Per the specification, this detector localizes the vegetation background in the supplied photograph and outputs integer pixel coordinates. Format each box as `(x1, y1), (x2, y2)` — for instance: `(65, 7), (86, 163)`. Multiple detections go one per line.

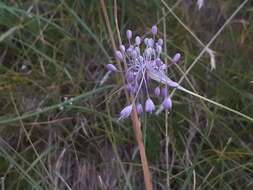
(0, 0), (252, 189)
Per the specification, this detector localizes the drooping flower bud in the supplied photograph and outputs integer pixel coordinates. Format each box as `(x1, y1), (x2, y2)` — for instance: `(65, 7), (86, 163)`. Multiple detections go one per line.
(115, 50), (123, 61)
(135, 46), (140, 54)
(106, 64), (117, 72)
(120, 45), (125, 52)
(154, 86), (161, 96)
(145, 47), (152, 57)
(136, 103), (143, 114)
(126, 83), (133, 92)
(197, 0), (204, 10)
(144, 38), (148, 45)
(161, 87), (168, 98)
(135, 36), (141, 46)
(162, 96), (172, 109)
(119, 104), (133, 120)
(151, 25), (158, 35)
(147, 38), (154, 47)
(156, 45), (162, 54)
(145, 98), (155, 113)
(126, 83), (137, 94)
(126, 71), (134, 82)
(158, 38), (163, 46)
(172, 53), (181, 64)
(131, 50), (138, 58)
(126, 30), (132, 40)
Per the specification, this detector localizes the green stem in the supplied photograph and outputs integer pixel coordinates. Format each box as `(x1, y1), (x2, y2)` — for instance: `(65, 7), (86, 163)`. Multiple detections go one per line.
(178, 86), (253, 123)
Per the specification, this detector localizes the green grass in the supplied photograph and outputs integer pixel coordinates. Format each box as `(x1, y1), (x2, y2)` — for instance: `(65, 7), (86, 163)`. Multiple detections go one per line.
(0, 0), (253, 189)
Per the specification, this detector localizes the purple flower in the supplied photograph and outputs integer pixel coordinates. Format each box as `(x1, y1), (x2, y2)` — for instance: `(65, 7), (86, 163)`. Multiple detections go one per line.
(119, 104), (133, 120)
(126, 83), (137, 93)
(136, 103), (143, 114)
(147, 38), (154, 47)
(135, 36), (141, 46)
(111, 26), (181, 119)
(120, 45), (125, 52)
(161, 87), (168, 98)
(151, 25), (158, 35)
(158, 39), (163, 46)
(106, 64), (117, 72)
(145, 98), (155, 113)
(154, 86), (160, 96)
(115, 50), (123, 61)
(162, 96), (172, 109)
(197, 0), (204, 10)
(144, 38), (148, 45)
(126, 30), (132, 40)
(126, 71), (134, 82)
(172, 53), (181, 64)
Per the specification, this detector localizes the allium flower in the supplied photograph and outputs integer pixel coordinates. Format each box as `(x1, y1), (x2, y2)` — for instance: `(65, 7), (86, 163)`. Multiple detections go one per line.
(161, 87), (168, 98)
(115, 50), (123, 61)
(119, 104), (133, 120)
(126, 30), (132, 40)
(108, 25), (182, 119)
(154, 86), (161, 96)
(145, 98), (155, 113)
(151, 25), (158, 35)
(136, 103), (143, 114)
(162, 96), (172, 109)
(197, 0), (204, 10)
(106, 64), (118, 72)
(172, 53), (181, 64)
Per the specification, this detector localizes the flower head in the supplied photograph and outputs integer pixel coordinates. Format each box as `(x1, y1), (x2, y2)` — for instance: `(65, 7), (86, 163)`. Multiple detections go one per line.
(109, 25), (181, 119)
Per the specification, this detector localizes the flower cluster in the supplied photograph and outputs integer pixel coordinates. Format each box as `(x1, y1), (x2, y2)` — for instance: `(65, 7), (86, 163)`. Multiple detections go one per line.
(106, 26), (181, 119)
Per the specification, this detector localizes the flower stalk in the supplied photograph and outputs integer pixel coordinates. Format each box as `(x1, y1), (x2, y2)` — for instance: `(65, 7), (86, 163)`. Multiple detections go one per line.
(100, 1), (153, 189)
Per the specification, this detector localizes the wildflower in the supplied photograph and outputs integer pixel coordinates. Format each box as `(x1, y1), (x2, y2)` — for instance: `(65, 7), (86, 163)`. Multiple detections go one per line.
(154, 86), (161, 96)
(158, 39), (163, 46)
(135, 36), (141, 45)
(162, 96), (172, 109)
(151, 25), (158, 35)
(126, 30), (132, 40)
(106, 64), (117, 72)
(119, 104), (133, 120)
(161, 87), (168, 98)
(110, 26), (181, 119)
(136, 103), (143, 114)
(120, 45), (125, 52)
(115, 50), (123, 61)
(197, 0), (204, 10)
(145, 98), (155, 113)
(172, 53), (181, 64)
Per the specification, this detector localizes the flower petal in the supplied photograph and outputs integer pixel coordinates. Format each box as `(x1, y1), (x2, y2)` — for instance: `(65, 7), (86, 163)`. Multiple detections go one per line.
(146, 64), (179, 87)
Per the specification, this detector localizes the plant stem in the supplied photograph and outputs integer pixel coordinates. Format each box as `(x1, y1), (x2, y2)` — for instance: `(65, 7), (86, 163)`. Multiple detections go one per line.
(131, 103), (153, 190)
(100, 1), (153, 189)
(178, 86), (253, 122)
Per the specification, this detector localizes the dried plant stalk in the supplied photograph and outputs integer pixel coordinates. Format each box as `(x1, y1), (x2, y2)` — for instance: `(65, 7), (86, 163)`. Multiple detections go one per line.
(100, 0), (153, 189)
